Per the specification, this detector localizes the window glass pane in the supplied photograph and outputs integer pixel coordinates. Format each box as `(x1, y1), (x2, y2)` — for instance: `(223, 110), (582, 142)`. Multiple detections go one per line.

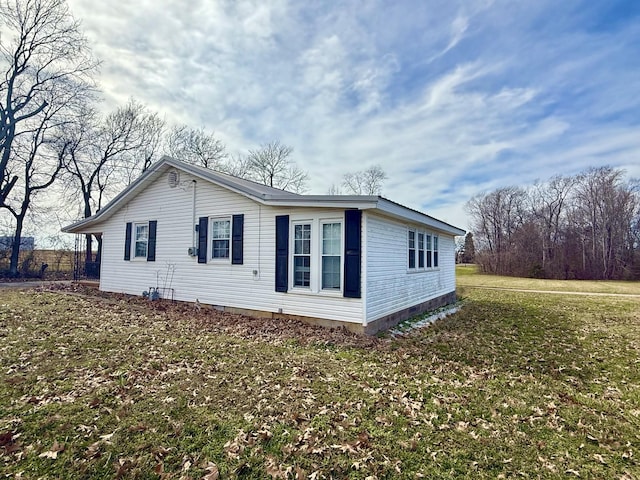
(434, 236), (438, 250)
(322, 223), (341, 255)
(426, 234), (432, 250)
(135, 241), (147, 257)
(212, 239), (230, 258)
(294, 256), (310, 287)
(136, 225), (148, 241)
(294, 224), (311, 255)
(322, 256), (340, 289)
(134, 224), (148, 257)
(408, 230), (415, 248)
(418, 233), (424, 250)
(212, 220), (230, 239)
(409, 250), (416, 269)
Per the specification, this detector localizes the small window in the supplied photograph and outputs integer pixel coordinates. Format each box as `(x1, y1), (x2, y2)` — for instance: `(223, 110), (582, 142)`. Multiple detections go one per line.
(293, 223), (311, 287)
(322, 222), (341, 290)
(426, 234), (432, 268)
(433, 235), (439, 267)
(418, 233), (425, 269)
(408, 230), (416, 269)
(134, 223), (148, 258)
(211, 218), (230, 259)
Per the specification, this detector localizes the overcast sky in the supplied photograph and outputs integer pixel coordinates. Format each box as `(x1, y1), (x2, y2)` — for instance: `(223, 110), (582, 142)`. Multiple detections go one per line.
(67, 0), (640, 230)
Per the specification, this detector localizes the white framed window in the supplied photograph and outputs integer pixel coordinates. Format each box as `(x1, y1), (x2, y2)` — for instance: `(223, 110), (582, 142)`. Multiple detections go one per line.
(433, 235), (439, 267)
(289, 218), (343, 293)
(211, 218), (231, 260)
(426, 234), (432, 268)
(321, 222), (341, 290)
(418, 232), (425, 269)
(408, 230), (416, 269)
(134, 223), (149, 258)
(293, 223), (311, 287)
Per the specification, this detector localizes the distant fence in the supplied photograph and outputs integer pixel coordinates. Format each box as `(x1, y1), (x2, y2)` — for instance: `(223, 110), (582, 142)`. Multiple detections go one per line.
(0, 249), (76, 278)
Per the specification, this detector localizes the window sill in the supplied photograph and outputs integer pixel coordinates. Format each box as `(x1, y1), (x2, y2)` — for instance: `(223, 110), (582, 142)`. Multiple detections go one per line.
(407, 267), (441, 274)
(288, 287), (344, 297)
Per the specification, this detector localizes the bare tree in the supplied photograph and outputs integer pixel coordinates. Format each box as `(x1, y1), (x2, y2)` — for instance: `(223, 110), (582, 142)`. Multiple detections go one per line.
(245, 141), (308, 193)
(342, 165), (387, 195)
(327, 183), (342, 195)
(223, 153), (251, 178)
(138, 111), (165, 172)
(63, 99), (160, 266)
(0, 0), (96, 207)
(529, 175), (575, 277)
(3, 102), (73, 275)
(166, 125), (226, 170)
(467, 167), (640, 280)
(572, 167), (639, 279)
(466, 186), (526, 274)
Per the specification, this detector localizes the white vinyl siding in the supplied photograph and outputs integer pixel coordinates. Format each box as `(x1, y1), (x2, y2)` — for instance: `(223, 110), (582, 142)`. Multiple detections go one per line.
(365, 212), (456, 323)
(97, 172), (363, 324)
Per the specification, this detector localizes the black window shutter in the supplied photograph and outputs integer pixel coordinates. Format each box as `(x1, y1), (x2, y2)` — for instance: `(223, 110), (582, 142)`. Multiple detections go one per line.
(343, 209), (362, 298)
(124, 222), (132, 261)
(275, 215), (289, 292)
(147, 220), (157, 262)
(198, 216), (208, 264)
(232, 214), (244, 265)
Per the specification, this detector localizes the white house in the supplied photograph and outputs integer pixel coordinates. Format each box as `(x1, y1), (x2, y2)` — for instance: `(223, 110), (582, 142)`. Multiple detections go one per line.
(63, 157), (465, 334)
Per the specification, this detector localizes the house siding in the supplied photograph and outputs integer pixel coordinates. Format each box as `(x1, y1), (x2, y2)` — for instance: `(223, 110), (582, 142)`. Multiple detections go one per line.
(364, 212), (456, 324)
(99, 171), (363, 324)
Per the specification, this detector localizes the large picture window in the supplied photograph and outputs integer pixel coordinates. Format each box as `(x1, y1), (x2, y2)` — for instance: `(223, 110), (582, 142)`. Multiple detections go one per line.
(211, 218), (231, 259)
(134, 223), (148, 258)
(293, 223), (311, 287)
(322, 222), (341, 290)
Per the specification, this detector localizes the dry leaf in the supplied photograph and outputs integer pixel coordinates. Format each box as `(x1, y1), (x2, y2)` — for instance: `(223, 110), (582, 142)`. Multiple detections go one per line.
(202, 462), (219, 480)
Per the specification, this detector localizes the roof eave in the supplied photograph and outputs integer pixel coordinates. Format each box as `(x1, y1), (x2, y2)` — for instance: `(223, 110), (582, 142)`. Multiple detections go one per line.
(376, 198), (466, 236)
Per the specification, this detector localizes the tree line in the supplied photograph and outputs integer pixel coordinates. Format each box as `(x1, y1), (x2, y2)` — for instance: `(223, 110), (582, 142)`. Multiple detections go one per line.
(0, 0), (387, 277)
(465, 166), (640, 280)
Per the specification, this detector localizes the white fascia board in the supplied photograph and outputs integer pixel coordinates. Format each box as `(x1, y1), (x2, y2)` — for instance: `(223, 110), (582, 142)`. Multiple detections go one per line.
(376, 198), (466, 236)
(262, 196), (379, 210)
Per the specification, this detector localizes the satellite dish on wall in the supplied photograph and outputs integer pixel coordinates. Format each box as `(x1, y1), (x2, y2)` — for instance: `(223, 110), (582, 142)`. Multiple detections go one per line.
(168, 169), (180, 188)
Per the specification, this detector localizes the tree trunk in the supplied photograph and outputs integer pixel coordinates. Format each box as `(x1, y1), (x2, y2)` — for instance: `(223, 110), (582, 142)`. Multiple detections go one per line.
(8, 215), (25, 277)
(84, 233), (93, 264)
(95, 234), (102, 264)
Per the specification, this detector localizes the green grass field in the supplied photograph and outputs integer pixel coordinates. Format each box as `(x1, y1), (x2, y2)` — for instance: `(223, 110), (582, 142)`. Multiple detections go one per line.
(0, 273), (638, 478)
(457, 264), (640, 295)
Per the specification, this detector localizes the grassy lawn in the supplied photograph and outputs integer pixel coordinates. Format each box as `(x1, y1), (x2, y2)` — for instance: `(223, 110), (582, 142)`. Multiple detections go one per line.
(0, 279), (639, 478)
(457, 264), (640, 295)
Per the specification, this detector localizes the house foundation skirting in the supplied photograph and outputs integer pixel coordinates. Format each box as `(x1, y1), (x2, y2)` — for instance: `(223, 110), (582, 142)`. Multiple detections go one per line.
(224, 290), (458, 335)
(363, 291), (458, 335)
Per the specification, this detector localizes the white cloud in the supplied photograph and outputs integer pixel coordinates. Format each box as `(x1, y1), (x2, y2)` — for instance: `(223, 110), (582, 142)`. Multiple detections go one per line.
(60, 0), (640, 233)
